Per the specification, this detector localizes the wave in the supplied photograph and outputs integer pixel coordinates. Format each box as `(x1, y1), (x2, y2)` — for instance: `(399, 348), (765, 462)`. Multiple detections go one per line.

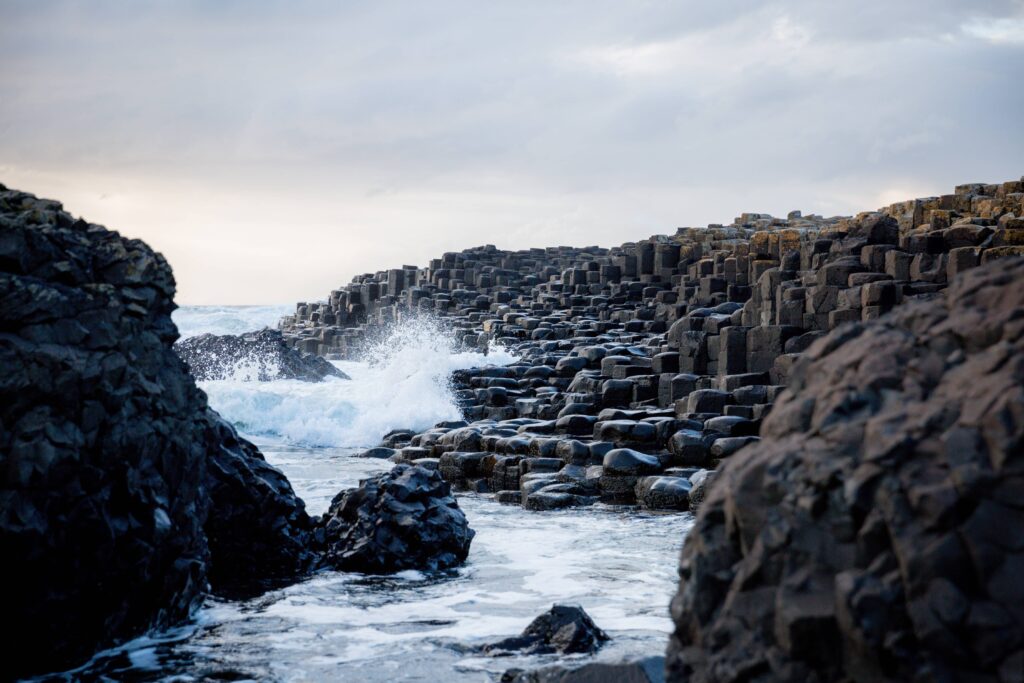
(199, 316), (517, 448)
(173, 304), (293, 339)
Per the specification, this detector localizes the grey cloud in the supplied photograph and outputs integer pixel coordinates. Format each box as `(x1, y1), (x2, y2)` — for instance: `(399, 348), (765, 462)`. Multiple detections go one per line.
(0, 0), (1021, 303)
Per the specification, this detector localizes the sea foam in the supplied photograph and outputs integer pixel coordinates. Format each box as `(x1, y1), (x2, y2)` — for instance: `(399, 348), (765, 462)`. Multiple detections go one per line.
(198, 316), (517, 448)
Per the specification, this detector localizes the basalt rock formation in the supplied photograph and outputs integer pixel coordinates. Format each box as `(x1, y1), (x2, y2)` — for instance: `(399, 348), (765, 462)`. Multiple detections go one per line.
(316, 464), (475, 574)
(1, 187), (212, 678)
(280, 178), (1024, 520)
(0, 187), (313, 677)
(278, 177), (1024, 679)
(175, 328), (349, 382)
(666, 256), (1024, 682)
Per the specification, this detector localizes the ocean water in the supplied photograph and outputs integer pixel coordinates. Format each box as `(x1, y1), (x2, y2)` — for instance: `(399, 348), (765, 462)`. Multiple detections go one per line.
(47, 306), (691, 682)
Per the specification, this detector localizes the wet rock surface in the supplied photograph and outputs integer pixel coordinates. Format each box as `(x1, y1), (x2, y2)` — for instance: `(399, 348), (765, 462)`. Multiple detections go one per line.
(5, 174), (1024, 678)
(202, 412), (316, 597)
(0, 188), (396, 677)
(0, 188), (213, 677)
(666, 256), (1024, 682)
(278, 176), (1024, 523)
(175, 328), (349, 381)
(484, 605), (609, 656)
(316, 464), (475, 574)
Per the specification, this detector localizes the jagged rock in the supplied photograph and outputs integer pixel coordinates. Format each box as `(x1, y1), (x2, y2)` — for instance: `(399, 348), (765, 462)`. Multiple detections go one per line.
(175, 329), (349, 381)
(484, 604), (609, 655)
(1, 189), (211, 678)
(0, 188), (313, 678)
(316, 464), (475, 573)
(202, 412), (315, 597)
(667, 257), (1024, 683)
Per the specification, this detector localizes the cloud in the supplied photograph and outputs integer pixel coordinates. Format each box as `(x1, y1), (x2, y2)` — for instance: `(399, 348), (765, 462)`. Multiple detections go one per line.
(963, 15), (1024, 43)
(0, 0), (1021, 303)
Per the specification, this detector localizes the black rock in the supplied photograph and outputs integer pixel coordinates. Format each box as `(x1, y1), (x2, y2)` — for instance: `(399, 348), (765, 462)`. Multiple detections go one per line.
(485, 604), (609, 655)
(667, 257), (1024, 682)
(316, 464), (475, 573)
(0, 188), (319, 677)
(202, 412), (316, 597)
(175, 329), (349, 381)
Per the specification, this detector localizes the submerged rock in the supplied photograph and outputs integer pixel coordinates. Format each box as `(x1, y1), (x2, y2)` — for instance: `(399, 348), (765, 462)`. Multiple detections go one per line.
(485, 604), (609, 655)
(316, 464), (475, 573)
(175, 329), (349, 381)
(502, 657), (665, 683)
(667, 257), (1024, 682)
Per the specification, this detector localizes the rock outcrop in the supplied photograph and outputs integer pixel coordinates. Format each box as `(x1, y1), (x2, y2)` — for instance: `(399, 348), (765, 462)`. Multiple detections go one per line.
(1, 187), (212, 677)
(175, 328), (348, 381)
(316, 464), (475, 573)
(0, 187), (316, 677)
(279, 177), (1024, 519)
(202, 413), (316, 597)
(484, 604), (609, 655)
(666, 257), (1024, 682)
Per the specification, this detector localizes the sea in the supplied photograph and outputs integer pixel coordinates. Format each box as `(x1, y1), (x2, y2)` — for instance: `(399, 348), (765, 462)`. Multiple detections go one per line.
(43, 305), (691, 682)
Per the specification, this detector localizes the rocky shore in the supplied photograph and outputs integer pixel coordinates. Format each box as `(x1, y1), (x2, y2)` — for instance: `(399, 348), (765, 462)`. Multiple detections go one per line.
(279, 177), (1024, 516)
(1, 175), (1021, 681)
(0, 186), (473, 679)
(278, 177), (1024, 680)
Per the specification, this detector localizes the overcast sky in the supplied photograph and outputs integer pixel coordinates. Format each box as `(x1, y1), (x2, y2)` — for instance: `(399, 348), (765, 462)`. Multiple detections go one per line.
(2, 1), (1022, 304)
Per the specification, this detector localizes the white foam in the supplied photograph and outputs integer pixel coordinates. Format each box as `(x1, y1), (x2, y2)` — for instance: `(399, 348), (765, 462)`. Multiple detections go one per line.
(173, 304), (292, 339)
(199, 316), (517, 448)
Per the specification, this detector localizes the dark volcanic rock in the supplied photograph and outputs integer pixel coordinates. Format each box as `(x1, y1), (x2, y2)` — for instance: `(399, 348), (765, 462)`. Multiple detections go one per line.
(1, 188), (209, 677)
(202, 413), (315, 597)
(316, 464), (475, 573)
(175, 329), (349, 381)
(485, 604), (609, 656)
(0, 188), (314, 677)
(667, 257), (1024, 683)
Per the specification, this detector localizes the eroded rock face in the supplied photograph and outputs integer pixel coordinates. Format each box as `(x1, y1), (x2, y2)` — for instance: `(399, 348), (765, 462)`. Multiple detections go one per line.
(0, 189), (210, 677)
(175, 329), (349, 381)
(667, 257), (1024, 683)
(316, 464), (475, 574)
(0, 188), (316, 677)
(202, 413), (316, 597)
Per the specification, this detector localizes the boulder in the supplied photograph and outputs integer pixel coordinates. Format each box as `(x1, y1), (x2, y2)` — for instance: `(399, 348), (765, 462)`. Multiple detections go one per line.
(667, 257), (1024, 682)
(635, 476), (691, 511)
(484, 604), (609, 655)
(602, 448), (662, 476)
(175, 329), (349, 381)
(686, 470), (715, 512)
(316, 464), (475, 573)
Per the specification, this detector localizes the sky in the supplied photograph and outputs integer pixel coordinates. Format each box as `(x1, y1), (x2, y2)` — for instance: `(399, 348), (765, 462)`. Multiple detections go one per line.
(1, 1), (1022, 305)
